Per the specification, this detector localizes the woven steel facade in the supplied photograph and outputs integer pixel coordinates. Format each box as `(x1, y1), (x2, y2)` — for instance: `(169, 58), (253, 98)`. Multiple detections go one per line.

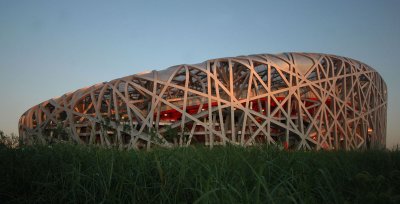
(19, 53), (387, 150)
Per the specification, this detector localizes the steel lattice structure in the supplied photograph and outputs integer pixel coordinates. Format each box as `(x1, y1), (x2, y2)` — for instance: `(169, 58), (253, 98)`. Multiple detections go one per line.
(19, 53), (387, 150)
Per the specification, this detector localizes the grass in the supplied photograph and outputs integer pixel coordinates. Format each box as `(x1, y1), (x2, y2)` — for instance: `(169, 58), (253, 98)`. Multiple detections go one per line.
(0, 144), (400, 203)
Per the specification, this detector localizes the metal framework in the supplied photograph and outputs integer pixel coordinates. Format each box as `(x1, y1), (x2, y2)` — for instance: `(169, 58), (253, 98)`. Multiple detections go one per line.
(19, 53), (387, 150)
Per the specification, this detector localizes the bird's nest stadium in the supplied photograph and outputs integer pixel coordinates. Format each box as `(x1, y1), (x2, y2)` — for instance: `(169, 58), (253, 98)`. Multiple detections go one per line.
(19, 53), (387, 150)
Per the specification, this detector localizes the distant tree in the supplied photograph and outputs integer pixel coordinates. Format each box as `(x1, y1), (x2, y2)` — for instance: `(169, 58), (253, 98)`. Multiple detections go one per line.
(0, 130), (19, 148)
(164, 126), (179, 146)
(53, 122), (68, 141)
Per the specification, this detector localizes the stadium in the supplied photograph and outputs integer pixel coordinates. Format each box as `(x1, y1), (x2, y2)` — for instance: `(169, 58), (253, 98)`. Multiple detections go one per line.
(18, 53), (387, 150)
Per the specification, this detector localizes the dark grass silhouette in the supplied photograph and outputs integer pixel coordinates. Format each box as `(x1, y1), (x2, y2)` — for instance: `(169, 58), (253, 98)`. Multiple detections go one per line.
(0, 143), (400, 203)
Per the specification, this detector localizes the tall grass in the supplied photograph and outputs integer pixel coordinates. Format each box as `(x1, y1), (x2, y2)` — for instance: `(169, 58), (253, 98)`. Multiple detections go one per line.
(0, 144), (399, 203)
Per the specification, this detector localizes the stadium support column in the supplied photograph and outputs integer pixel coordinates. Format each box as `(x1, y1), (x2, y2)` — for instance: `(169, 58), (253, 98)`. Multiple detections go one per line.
(180, 66), (189, 146)
(213, 62), (227, 145)
(229, 59), (236, 143)
(207, 62), (214, 148)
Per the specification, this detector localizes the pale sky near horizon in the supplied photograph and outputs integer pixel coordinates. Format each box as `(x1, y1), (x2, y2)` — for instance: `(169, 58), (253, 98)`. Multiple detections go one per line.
(1, 0), (399, 148)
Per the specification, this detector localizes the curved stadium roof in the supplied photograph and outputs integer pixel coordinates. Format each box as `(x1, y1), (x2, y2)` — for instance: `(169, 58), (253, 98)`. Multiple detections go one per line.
(19, 53), (387, 150)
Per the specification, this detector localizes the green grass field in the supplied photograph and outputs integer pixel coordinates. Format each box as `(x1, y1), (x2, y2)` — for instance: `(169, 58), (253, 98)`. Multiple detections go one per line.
(0, 144), (400, 203)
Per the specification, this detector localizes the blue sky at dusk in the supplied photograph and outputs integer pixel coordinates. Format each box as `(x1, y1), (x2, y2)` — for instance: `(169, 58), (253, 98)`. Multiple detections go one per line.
(0, 0), (399, 148)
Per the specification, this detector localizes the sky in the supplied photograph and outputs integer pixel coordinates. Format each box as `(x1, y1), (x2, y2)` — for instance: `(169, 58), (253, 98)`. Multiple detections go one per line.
(0, 0), (399, 148)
